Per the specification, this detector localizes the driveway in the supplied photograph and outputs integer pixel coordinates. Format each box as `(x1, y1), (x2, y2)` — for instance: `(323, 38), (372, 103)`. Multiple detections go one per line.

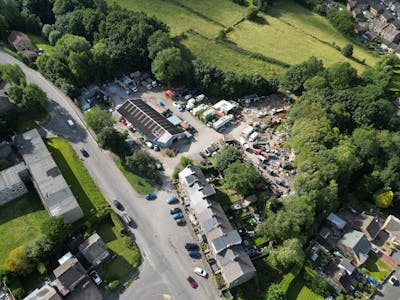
(0, 51), (219, 300)
(372, 265), (400, 300)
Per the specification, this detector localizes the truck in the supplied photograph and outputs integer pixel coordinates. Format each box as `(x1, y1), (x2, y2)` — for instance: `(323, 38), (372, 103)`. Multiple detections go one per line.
(242, 126), (254, 138)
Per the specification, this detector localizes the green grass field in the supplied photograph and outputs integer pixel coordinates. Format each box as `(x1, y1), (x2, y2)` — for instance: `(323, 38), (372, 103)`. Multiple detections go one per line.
(110, 0), (380, 77)
(0, 190), (50, 267)
(114, 158), (154, 195)
(97, 217), (140, 281)
(46, 138), (108, 216)
(363, 254), (392, 283)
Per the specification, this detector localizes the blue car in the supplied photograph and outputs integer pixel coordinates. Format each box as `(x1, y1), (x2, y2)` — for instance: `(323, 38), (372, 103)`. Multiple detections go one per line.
(188, 250), (201, 258)
(167, 196), (178, 204)
(172, 212), (183, 220)
(144, 192), (156, 200)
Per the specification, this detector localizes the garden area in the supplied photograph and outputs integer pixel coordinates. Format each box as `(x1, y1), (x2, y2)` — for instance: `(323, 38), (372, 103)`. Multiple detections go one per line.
(0, 190), (50, 267)
(96, 213), (141, 283)
(362, 254), (393, 283)
(45, 137), (108, 216)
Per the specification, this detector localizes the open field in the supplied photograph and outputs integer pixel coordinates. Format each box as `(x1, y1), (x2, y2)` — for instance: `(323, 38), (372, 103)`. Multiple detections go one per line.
(228, 1), (379, 73)
(46, 137), (108, 216)
(0, 190), (50, 267)
(110, 0), (380, 77)
(363, 254), (392, 283)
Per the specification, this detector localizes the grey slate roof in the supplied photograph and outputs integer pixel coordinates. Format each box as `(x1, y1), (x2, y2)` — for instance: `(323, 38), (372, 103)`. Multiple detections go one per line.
(52, 257), (87, 296)
(78, 233), (110, 266)
(339, 230), (371, 265)
(211, 230), (242, 254)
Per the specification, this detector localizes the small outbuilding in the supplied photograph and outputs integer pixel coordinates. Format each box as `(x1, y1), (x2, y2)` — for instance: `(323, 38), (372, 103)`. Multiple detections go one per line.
(78, 233), (110, 267)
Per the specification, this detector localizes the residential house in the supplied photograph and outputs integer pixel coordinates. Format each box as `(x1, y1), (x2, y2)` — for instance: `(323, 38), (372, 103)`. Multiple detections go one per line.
(380, 10), (394, 23)
(352, 7), (364, 19)
(78, 233), (110, 266)
(327, 212), (347, 230)
(179, 166), (256, 288)
(337, 211), (381, 242)
(0, 162), (29, 205)
(52, 253), (88, 297)
(23, 283), (62, 300)
(347, 0), (357, 11)
(371, 18), (400, 43)
(382, 0), (393, 8)
(7, 31), (37, 60)
(370, 3), (385, 15)
(382, 215), (400, 244)
(355, 0), (369, 10)
(337, 230), (372, 266)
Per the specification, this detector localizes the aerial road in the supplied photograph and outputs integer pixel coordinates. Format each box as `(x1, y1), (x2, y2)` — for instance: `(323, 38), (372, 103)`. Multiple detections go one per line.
(0, 50), (220, 300)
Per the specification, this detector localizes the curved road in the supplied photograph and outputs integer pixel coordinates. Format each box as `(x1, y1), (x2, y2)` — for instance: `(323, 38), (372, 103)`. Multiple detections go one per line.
(0, 51), (219, 300)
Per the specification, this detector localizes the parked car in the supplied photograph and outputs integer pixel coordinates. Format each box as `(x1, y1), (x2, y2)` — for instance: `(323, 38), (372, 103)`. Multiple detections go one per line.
(194, 267), (207, 278)
(128, 126), (136, 132)
(144, 192), (157, 200)
(185, 243), (200, 250)
(153, 145), (160, 152)
(80, 148), (89, 158)
(167, 196), (178, 204)
(188, 250), (201, 258)
(170, 207), (182, 214)
(145, 141), (153, 148)
(389, 275), (398, 285)
(67, 119), (75, 128)
(90, 270), (102, 285)
(113, 200), (124, 211)
(187, 276), (198, 288)
(122, 213), (133, 226)
(176, 218), (186, 226)
(172, 212), (183, 220)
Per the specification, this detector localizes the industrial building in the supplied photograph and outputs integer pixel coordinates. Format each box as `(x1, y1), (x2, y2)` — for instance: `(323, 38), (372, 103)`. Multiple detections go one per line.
(117, 99), (186, 147)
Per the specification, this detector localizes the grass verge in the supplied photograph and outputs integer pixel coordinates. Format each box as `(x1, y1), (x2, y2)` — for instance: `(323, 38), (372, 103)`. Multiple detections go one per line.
(45, 137), (108, 216)
(0, 190), (50, 267)
(27, 33), (54, 54)
(114, 158), (154, 195)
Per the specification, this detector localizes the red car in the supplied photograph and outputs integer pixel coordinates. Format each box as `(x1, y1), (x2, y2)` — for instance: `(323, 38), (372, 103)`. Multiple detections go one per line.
(187, 276), (198, 288)
(120, 118), (127, 125)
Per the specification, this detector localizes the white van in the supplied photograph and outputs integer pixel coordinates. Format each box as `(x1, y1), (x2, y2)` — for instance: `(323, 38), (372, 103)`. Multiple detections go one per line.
(249, 132), (259, 142)
(67, 119), (74, 128)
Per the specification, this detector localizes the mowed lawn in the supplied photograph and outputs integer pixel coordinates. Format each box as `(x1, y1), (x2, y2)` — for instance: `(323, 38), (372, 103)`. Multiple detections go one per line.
(46, 137), (108, 216)
(286, 271), (324, 300)
(362, 254), (392, 283)
(228, 1), (379, 73)
(0, 191), (50, 267)
(181, 32), (286, 78)
(27, 33), (53, 53)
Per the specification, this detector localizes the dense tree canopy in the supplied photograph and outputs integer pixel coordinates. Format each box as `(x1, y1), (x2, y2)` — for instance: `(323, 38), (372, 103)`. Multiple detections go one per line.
(267, 238), (305, 270)
(84, 106), (114, 133)
(152, 47), (189, 84)
(214, 145), (242, 172)
(97, 127), (129, 157)
(4, 246), (33, 276)
(224, 161), (259, 195)
(40, 217), (71, 245)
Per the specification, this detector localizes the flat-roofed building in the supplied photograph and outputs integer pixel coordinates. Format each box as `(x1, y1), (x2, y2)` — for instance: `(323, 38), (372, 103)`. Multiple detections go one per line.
(0, 162), (29, 205)
(16, 129), (83, 223)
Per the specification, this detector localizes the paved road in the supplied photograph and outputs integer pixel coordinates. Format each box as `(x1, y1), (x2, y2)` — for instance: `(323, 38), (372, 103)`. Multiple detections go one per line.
(0, 51), (219, 300)
(372, 265), (400, 300)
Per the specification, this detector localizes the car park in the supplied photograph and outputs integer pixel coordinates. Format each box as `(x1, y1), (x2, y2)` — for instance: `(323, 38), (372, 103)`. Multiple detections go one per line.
(185, 243), (200, 250)
(80, 148), (89, 158)
(144, 192), (157, 200)
(167, 196), (178, 204)
(176, 218), (186, 226)
(172, 212), (183, 220)
(187, 276), (198, 288)
(194, 267), (207, 278)
(90, 270), (102, 285)
(113, 200), (123, 210)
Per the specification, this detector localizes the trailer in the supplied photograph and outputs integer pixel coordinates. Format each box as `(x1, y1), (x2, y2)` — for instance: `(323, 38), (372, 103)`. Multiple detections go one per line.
(213, 114), (233, 131)
(249, 132), (259, 142)
(242, 126), (254, 138)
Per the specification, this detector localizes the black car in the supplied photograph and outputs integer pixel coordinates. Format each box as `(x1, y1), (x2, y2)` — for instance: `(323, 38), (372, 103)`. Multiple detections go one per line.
(170, 207), (182, 215)
(80, 148), (89, 157)
(113, 200), (124, 211)
(185, 243), (199, 250)
(176, 218), (186, 226)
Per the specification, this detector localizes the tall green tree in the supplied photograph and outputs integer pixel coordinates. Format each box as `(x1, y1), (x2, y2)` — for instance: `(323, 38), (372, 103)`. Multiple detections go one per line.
(224, 161), (259, 195)
(267, 238), (305, 270)
(97, 127), (129, 157)
(0, 64), (26, 86)
(152, 47), (189, 84)
(84, 106), (114, 133)
(214, 145), (242, 172)
(40, 217), (71, 245)
(147, 30), (174, 59)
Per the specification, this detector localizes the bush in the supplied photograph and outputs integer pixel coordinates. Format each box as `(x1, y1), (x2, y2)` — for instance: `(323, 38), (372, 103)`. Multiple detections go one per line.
(246, 7), (259, 21)
(110, 211), (126, 237)
(37, 262), (47, 276)
(165, 148), (175, 157)
(180, 156), (192, 168)
(108, 280), (120, 291)
(48, 30), (62, 46)
(42, 24), (52, 38)
(125, 237), (137, 249)
(375, 190), (394, 208)
(172, 168), (181, 180)
(341, 43), (353, 57)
